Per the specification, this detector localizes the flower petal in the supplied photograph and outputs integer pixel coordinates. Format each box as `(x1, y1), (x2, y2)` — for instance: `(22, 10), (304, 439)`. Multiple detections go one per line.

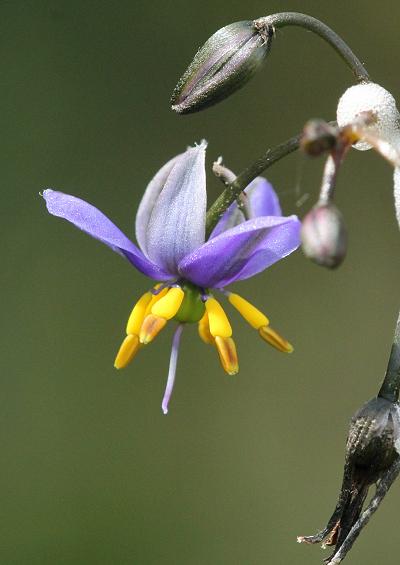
(179, 215), (301, 288)
(210, 177), (281, 238)
(145, 142), (207, 274)
(246, 177), (282, 218)
(43, 189), (171, 280)
(135, 153), (182, 254)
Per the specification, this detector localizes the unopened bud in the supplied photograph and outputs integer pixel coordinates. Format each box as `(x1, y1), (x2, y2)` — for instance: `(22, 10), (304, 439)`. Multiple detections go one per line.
(300, 120), (338, 157)
(301, 203), (347, 269)
(171, 20), (273, 114)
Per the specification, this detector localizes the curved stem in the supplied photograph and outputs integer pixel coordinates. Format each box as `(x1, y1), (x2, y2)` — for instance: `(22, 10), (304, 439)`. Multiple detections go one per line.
(378, 309), (400, 402)
(205, 132), (301, 237)
(255, 12), (370, 83)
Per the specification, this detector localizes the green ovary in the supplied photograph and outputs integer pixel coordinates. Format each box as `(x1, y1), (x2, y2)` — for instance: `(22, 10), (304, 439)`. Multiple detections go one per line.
(174, 282), (205, 323)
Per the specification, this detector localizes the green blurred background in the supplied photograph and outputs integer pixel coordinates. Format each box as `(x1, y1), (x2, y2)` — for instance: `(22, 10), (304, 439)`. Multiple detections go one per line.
(2, 1), (400, 564)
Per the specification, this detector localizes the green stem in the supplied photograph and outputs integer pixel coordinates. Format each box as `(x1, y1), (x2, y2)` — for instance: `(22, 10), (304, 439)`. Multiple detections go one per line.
(378, 310), (400, 403)
(256, 12), (370, 83)
(205, 132), (301, 237)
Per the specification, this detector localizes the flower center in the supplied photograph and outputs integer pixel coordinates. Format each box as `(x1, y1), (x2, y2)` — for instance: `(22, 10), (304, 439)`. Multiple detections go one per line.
(174, 282), (206, 323)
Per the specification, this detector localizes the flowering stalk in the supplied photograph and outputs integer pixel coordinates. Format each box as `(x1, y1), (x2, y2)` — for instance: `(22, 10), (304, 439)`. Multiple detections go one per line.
(205, 132), (302, 237)
(254, 12), (370, 83)
(318, 148), (347, 205)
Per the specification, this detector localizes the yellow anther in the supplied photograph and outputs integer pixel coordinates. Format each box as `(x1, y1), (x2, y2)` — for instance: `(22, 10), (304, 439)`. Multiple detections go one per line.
(114, 334), (141, 369)
(205, 297), (232, 338)
(151, 287), (185, 320)
(126, 291), (153, 335)
(144, 287), (169, 317)
(198, 312), (214, 345)
(215, 336), (239, 375)
(228, 292), (269, 329)
(139, 314), (168, 344)
(259, 325), (293, 353)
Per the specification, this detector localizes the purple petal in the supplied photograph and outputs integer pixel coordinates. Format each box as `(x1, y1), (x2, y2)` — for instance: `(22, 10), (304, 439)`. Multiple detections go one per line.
(135, 153), (182, 254)
(43, 189), (171, 280)
(179, 215), (301, 288)
(246, 177), (281, 217)
(210, 201), (245, 239)
(210, 177), (281, 238)
(145, 141), (207, 274)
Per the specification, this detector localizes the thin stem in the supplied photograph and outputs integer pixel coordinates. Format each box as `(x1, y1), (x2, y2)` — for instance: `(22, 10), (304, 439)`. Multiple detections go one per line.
(318, 145), (349, 205)
(255, 12), (370, 83)
(205, 132), (301, 237)
(378, 309), (400, 402)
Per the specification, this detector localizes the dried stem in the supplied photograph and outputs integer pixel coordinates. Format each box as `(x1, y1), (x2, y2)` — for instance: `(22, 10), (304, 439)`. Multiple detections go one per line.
(378, 309), (400, 403)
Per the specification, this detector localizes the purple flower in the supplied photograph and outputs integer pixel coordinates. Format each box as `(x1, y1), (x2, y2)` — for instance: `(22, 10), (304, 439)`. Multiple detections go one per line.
(43, 141), (300, 413)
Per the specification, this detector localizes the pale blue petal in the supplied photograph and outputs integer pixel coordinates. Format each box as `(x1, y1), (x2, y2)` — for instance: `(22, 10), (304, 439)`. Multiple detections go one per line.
(179, 215), (301, 287)
(43, 189), (172, 280)
(145, 142), (207, 274)
(135, 153), (182, 254)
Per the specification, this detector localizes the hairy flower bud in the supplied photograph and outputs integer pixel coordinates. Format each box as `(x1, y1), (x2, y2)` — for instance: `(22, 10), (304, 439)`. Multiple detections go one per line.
(337, 83), (400, 150)
(171, 20), (273, 114)
(301, 203), (347, 269)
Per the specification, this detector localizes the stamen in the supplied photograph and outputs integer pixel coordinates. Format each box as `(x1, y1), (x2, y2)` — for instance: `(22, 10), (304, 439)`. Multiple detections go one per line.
(215, 336), (239, 375)
(114, 334), (140, 369)
(151, 287), (185, 320)
(126, 291), (153, 335)
(161, 324), (184, 414)
(139, 314), (167, 344)
(205, 297), (232, 338)
(144, 287), (169, 317)
(259, 325), (293, 353)
(198, 312), (214, 345)
(227, 292), (269, 329)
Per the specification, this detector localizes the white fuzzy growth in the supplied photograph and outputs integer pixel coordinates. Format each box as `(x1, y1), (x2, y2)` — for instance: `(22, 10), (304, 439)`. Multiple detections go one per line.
(337, 83), (400, 150)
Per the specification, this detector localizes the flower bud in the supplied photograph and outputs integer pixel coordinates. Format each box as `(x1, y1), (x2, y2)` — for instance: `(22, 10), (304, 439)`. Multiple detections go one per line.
(171, 20), (273, 114)
(300, 119), (338, 157)
(337, 83), (400, 150)
(301, 203), (347, 269)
